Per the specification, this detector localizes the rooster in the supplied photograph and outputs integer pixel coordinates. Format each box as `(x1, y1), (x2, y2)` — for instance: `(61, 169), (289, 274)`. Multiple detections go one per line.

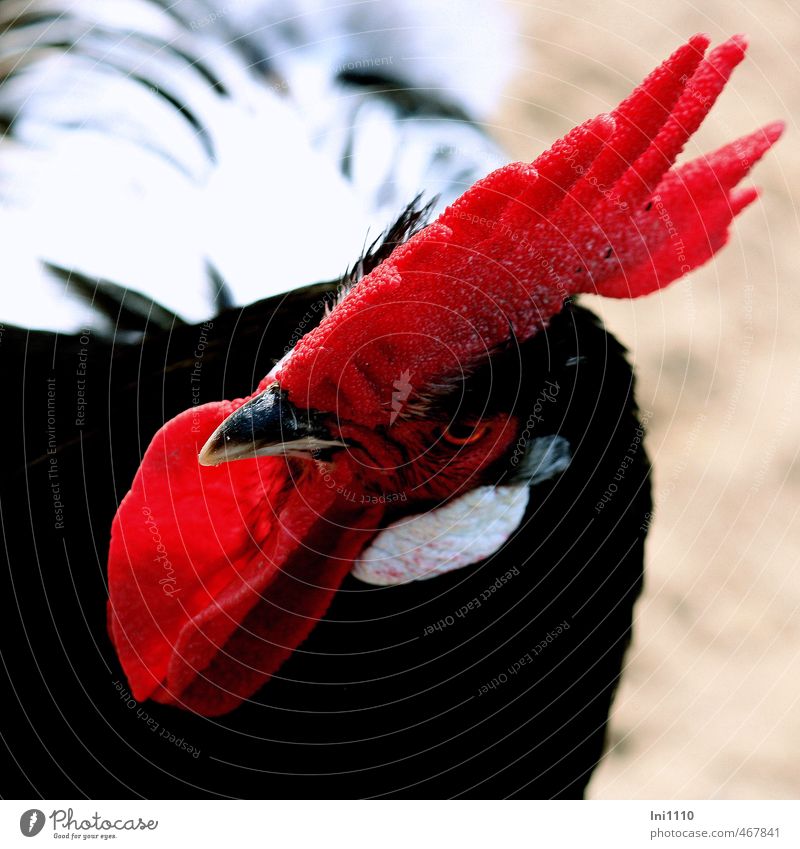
(0, 2), (781, 799)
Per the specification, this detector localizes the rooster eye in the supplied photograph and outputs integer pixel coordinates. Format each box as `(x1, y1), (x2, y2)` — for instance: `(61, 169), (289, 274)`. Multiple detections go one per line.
(441, 421), (489, 446)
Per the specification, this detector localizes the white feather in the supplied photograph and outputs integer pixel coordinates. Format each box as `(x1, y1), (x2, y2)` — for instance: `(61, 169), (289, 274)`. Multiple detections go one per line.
(352, 484), (530, 586)
(0, 0), (515, 333)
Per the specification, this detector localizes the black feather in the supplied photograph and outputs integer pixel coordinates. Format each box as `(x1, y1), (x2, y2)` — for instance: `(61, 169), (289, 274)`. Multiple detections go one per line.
(44, 263), (186, 333)
(339, 194), (436, 297)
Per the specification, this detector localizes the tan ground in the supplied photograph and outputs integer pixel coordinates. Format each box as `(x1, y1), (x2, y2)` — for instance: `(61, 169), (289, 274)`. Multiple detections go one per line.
(494, 0), (799, 799)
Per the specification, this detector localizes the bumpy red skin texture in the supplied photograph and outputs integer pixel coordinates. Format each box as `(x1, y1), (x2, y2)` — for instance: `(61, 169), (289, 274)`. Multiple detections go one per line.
(277, 35), (783, 427)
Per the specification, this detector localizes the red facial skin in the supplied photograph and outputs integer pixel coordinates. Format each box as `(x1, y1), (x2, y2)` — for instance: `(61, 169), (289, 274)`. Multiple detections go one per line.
(107, 35), (783, 715)
(333, 412), (520, 503)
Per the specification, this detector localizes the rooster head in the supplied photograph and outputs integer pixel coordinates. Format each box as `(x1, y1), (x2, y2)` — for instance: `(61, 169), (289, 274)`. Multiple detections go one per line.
(108, 35), (782, 715)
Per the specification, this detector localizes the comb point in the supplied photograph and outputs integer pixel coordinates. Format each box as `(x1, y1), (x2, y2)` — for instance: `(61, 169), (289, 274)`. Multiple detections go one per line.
(709, 34), (748, 72)
(727, 33), (749, 53)
(688, 33), (712, 54)
(762, 119), (786, 144)
(730, 185), (760, 215)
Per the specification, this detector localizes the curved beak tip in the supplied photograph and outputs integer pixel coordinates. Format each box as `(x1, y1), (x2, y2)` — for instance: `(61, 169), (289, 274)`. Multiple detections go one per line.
(197, 436), (223, 467)
(198, 425), (241, 466)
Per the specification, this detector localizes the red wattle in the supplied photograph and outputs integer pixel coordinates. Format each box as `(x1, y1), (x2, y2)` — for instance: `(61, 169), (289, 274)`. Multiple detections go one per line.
(108, 402), (382, 716)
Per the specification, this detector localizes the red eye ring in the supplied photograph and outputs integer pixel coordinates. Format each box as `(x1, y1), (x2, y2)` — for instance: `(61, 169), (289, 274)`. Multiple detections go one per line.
(441, 421), (489, 446)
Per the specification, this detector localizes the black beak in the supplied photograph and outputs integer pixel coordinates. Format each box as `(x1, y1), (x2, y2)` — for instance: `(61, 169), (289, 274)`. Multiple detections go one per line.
(198, 384), (345, 467)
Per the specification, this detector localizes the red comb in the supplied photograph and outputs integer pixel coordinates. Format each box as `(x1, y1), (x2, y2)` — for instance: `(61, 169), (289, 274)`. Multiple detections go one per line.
(277, 36), (782, 425)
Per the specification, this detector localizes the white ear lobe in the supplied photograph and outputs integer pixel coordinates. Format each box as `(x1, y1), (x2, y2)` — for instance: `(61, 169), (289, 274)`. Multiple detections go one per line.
(351, 484), (531, 586)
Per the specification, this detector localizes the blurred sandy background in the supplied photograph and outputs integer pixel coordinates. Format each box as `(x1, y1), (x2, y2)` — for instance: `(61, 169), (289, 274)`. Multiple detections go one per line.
(493, 0), (799, 798)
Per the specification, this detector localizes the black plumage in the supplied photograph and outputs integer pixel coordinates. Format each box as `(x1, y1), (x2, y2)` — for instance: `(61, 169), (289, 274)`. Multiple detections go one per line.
(0, 229), (650, 796)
